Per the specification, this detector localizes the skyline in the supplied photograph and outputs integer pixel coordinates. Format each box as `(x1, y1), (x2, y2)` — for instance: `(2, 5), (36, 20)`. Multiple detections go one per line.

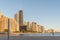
(0, 0), (60, 31)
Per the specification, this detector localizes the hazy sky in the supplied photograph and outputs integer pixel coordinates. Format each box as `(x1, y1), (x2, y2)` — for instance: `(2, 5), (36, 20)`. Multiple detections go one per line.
(0, 0), (60, 31)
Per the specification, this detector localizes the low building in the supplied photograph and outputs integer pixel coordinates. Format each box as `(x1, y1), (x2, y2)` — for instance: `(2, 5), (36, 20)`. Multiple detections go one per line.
(47, 29), (54, 33)
(20, 25), (27, 33)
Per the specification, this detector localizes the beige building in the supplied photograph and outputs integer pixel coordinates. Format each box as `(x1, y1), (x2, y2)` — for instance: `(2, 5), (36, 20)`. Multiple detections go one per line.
(9, 18), (19, 32)
(26, 22), (30, 31)
(40, 26), (45, 33)
(14, 13), (19, 23)
(15, 10), (23, 31)
(0, 12), (8, 32)
(44, 30), (48, 33)
(31, 22), (37, 32)
(0, 11), (19, 33)
(47, 29), (54, 33)
(23, 22), (31, 31)
(36, 25), (41, 32)
(36, 25), (45, 33)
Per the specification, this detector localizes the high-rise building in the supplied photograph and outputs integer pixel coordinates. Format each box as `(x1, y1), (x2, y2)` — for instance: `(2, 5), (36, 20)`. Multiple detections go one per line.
(0, 11), (8, 32)
(40, 26), (45, 33)
(24, 22), (31, 31)
(19, 10), (23, 26)
(14, 13), (19, 22)
(9, 18), (18, 32)
(14, 10), (23, 31)
(14, 13), (19, 31)
(37, 25), (44, 33)
(36, 25), (40, 32)
(31, 22), (37, 32)
(0, 11), (18, 33)
(19, 10), (23, 31)
(26, 22), (31, 31)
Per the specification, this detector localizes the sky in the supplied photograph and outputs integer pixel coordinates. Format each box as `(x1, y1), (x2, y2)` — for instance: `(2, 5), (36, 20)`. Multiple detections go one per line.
(0, 0), (60, 31)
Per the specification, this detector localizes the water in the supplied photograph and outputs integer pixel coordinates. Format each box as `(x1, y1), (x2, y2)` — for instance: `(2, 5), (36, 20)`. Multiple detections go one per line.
(0, 33), (60, 40)
(23, 32), (60, 36)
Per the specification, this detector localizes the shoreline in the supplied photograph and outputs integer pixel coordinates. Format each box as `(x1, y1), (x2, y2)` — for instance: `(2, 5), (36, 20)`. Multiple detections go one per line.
(0, 32), (60, 36)
(0, 36), (60, 40)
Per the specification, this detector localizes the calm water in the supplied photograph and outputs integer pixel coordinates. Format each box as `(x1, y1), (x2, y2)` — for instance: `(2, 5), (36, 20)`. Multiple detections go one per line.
(0, 33), (60, 40)
(22, 32), (60, 36)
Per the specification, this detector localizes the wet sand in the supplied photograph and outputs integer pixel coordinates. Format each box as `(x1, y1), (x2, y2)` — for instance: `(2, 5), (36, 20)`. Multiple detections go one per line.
(0, 36), (60, 40)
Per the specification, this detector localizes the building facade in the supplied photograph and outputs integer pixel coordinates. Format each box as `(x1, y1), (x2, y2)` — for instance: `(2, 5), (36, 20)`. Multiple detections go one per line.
(31, 22), (37, 32)
(0, 11), (18, 33)
(23, 22), (31, 31)
(15, 10), (23, 31)
(19, 10), (23, 31)
(19, 10), (23, 26)
(0, 12), (8, 32)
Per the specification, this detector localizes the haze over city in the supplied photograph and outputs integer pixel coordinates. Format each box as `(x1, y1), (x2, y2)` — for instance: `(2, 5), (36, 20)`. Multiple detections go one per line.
(0, 0), (60, 31)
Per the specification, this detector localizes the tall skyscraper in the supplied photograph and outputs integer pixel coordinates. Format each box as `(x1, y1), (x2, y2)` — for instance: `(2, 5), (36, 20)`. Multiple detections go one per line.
(19, 10), (23, 31)
(14, 9), (23, 31)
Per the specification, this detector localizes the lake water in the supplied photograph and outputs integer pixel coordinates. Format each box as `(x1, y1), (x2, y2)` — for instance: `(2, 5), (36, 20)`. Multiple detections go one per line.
(0, 33), (60, 40)
(22, 32), (60, 36)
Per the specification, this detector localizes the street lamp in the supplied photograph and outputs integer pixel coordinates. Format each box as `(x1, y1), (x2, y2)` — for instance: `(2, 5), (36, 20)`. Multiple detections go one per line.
(8, 18), (10, 40)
